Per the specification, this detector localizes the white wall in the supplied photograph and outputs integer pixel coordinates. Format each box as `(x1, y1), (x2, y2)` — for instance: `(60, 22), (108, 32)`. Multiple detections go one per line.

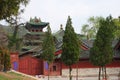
(62, 67), (120, 77)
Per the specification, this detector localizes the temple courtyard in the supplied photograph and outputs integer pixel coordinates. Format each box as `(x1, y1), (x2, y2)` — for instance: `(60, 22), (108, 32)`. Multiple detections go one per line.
(39, 76), (118, 80)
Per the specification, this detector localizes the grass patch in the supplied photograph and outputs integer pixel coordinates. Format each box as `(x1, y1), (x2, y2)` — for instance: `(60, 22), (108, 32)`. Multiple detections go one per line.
(0, 75), (10, 80)
(0, 71), (36, 80)
(8, 72), (22, 76)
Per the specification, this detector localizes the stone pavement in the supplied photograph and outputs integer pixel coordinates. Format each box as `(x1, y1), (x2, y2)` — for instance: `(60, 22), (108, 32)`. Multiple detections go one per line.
(38, 75), (119, 80)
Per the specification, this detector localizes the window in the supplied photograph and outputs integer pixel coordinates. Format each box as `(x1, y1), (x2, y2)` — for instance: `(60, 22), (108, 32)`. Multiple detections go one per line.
(32, 29), (34, 32)
(53, 65), (56, 71)
(36, 29), (38, 32)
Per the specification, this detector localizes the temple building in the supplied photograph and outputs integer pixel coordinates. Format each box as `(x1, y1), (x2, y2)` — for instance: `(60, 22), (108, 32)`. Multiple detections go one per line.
(21, 17), (49, 55)
(10, 17), (120, 76)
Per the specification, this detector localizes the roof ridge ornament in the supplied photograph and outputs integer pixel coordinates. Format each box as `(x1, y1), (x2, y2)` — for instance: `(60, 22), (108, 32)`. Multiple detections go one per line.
(60, 24), (63, 30)
(29, 17), (42, 23)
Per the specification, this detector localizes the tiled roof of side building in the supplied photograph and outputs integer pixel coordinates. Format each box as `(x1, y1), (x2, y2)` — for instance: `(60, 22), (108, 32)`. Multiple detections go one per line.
(23, 25), (120, 59)
(32, 38), (120, 59)
(81, 39), (119, 48)
(32, 27), (120, 59)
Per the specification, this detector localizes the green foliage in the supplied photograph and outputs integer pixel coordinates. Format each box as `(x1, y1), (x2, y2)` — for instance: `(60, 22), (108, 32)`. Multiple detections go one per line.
(0, 50), (4, 67)
(4, 51), (11, 71)
(6, 13), (25, 51)
(0, 0), (29, 20)
(0, 0), (29, 51)
(61, 16), (80, 80)
(0, 47), (11, 71)
(113, 18), (120, 39)
(8, 35), (16, 49)
(81, 16), (104, 40)
(90, 15), (115, 66)
(41, 25), (55, 64)
(61, 16), (80, 66)
(81, 24), (89, 36)
(8, 35), (22, 51)
(0, 75), (9, 80)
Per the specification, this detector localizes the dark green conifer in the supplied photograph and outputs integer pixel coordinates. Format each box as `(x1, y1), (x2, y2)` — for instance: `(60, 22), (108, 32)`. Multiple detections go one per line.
(90, 16), (115, 80)
(41, 25), (55, 80)
(61, 16), (80, 80)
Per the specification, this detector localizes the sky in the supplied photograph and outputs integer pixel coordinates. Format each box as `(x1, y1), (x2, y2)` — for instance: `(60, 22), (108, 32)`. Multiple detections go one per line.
(2, 0), (120, 33)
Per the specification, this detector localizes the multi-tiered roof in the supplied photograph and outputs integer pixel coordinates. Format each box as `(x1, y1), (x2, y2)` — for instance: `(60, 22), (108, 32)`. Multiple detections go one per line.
(25, 17), (49, 32)
(20, 17), (49, 55)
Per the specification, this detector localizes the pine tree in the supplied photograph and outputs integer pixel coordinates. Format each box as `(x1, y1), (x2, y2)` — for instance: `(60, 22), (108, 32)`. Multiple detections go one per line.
(41, 25), (55, 80)
(61, 16), (80, 80)
(90, 16), (115, 80)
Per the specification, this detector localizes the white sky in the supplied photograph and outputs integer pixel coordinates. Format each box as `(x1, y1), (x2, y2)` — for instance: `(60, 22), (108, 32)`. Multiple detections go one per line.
(2, 0), (120, 33)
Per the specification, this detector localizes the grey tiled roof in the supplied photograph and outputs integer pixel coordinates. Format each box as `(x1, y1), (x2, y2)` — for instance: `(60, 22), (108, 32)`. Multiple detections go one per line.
(54, 39), (120, 59)
(24, 28), (120, 59)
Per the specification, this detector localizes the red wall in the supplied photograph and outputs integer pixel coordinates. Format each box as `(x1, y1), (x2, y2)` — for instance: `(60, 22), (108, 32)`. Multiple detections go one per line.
(62, 59), (120, 69)
(43, 61), (62, 76)
(106, 59), (120, 67)
(42, 59), (120, 76)
(19, 55), (62, 76)
(10, 52), (120, 76)
(19, 55), (43, 75)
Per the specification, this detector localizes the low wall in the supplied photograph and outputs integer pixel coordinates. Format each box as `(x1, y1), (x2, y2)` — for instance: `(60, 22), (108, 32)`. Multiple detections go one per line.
(62, 67), (120, 77)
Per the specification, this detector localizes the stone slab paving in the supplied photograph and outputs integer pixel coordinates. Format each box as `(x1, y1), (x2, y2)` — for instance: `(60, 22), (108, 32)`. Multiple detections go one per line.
(38, 76), (119, 80)
(62, 68), (120, 77)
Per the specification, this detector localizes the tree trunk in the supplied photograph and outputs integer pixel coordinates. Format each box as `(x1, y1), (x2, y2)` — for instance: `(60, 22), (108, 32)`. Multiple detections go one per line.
(48, 63), (50, 80)
(13, 25), (18, 39)
(76, 64), (78, 80)
(102, 67), (103, 79)
(13, 25), (18, 50)
(69, 66), (72, 80)
(99, 67), (101, 80)
(104, 66), (107, 80)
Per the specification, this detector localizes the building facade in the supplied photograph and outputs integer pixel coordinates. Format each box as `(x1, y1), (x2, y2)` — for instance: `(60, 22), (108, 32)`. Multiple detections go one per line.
(10, 18), (120, 76)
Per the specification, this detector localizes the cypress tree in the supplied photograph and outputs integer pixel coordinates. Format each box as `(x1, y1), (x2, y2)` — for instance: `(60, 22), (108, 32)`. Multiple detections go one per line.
(61, 16), (80, 80)
(90, 16), (115, 80)
(41, 25), (55, 80)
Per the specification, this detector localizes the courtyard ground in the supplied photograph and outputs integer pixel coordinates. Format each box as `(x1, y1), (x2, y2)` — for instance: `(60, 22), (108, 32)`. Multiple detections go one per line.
(38, 75), (119, 80)
(0, 71), (119, 80)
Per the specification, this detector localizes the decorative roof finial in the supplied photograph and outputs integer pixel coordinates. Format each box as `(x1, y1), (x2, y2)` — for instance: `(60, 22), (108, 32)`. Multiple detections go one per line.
(34, 16), (39, 23)
(60, 24), (63, 30)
